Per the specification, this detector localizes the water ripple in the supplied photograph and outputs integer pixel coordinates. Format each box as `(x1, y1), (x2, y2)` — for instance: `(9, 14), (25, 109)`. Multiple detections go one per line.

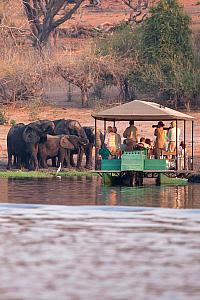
(0, 205), (199, 300)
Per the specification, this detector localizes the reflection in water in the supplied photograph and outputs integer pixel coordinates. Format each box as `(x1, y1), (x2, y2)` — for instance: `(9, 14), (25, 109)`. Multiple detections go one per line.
(0, 177), (200, 208)
(0, 178), (200, 300)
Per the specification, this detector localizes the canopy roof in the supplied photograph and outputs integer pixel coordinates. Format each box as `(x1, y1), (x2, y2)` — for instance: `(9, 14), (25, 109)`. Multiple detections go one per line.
(92, 100), (194, 121)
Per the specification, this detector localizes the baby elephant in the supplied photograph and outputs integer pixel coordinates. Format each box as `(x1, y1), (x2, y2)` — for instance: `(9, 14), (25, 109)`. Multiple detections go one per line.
(38, 134), (86, 168)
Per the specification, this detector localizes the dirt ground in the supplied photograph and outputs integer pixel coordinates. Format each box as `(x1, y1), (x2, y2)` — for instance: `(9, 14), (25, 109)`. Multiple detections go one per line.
(0, 104), (200, 170)
(64, 0), (200, 30)
(1, 1), (200, 168)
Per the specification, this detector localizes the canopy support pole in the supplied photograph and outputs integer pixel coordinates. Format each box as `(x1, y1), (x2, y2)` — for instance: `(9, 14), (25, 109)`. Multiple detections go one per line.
(192, 120), (194, 170)
(104, 119), (106, 139)
(176, 120), (178, 171)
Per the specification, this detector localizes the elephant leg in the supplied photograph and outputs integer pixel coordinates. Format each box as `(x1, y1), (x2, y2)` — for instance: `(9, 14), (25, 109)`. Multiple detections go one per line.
(70, 153), (76, 167)
(77, 148), (84, 168)
(65, 150), (71, 168)
(41, 157), (48, 168)
(30, 144), (39, 170)
(16, 155), (22, 169)
(85, 144), (93, 169)
(43, 161), (48, 168)
(7, 151), (12, 170)
(52, 157), (57, 167)
(58, 150), (65, 169)
(24, 153), (30, 169)
(63, 158), (68, 168)
(13, 156), (17, 167)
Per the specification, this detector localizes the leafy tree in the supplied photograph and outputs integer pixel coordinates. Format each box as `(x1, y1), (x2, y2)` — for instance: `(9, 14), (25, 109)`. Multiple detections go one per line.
(135, 0), (200, 110)
(140, 0), (193, 62)
(95, 23), (138, 101)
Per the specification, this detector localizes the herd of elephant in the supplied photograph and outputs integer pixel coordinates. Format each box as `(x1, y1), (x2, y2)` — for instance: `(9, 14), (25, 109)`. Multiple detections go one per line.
(7, 119), (103, 170)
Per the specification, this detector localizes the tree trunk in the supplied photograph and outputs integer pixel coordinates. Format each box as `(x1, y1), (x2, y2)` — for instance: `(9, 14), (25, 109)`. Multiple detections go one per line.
(184, 96), (191, 112)
(81, 89), (88, 107)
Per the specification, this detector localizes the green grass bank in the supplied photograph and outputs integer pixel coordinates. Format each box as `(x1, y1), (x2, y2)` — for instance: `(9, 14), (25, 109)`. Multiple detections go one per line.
(0, 170), (98, 178)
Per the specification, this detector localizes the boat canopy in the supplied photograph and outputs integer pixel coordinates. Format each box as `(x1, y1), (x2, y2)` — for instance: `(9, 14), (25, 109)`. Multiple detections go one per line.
(92, 100), (194, 121)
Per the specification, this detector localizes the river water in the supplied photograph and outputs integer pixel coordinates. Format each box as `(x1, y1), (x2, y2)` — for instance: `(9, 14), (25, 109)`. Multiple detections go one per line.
(0, 177), (200, 300)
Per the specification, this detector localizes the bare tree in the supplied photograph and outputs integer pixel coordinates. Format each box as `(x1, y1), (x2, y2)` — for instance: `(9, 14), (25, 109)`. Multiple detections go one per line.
(122, 0), (152, 24)
(22, 0), (85, 47)
(56, 64), (93, 107)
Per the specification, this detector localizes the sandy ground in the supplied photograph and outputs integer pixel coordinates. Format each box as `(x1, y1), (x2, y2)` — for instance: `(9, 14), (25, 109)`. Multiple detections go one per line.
(1, 1), (200, 168)
(64, 0), (200, 29)
(0, 105), (200, 170)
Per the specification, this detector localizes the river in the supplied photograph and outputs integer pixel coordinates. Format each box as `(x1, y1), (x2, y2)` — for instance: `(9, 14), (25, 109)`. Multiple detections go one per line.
(0, 177), (200, 300)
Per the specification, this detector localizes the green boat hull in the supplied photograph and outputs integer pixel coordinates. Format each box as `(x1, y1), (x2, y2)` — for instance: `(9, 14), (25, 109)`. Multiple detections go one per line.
(158, 173), (188, 185)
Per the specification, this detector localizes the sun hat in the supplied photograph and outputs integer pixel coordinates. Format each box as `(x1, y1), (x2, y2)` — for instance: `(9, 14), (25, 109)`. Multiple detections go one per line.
(158, 121), (165, 127)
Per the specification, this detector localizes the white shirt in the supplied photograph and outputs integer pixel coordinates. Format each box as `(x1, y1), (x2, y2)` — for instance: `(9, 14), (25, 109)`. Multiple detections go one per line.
(168, 127), (180, 142)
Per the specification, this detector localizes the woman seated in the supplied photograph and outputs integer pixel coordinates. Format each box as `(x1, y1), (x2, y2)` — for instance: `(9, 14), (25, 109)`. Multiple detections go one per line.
(136, 137), (150, 149)
(104, 126), (121, 157)
(99, 144), (111, 160)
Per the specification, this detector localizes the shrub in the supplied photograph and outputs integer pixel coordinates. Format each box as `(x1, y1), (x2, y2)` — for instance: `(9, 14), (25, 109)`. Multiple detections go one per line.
(0, 111), (8, 125)
(10, 119), (16, 126)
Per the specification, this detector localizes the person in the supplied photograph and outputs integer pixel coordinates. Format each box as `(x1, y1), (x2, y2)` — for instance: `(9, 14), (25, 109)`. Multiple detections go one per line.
(145, 138), (154, 149)
(99, 144), (111, 160)
(123, 121), (139, 151)
(154, 121), (166, 159)
(113, 126), (121, 155)
(104, 126), (117, 155)
(145, 138), (154, 158)
(136, 137), (150, 149)
(168, 121), (181, 153)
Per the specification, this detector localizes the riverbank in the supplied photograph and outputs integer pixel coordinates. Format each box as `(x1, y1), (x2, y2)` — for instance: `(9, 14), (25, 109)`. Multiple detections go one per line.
(1, 169), (200, 184)
(0, 169), (98, 178)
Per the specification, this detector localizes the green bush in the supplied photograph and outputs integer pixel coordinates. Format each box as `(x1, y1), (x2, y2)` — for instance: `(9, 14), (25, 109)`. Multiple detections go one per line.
(0, 111), (8, 125)
(95, 22), (136, 57)
(10, 119), (16, 126)
(132, 0), (200, 110)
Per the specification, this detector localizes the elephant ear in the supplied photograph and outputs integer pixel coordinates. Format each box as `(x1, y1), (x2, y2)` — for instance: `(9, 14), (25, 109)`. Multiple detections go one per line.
(23, 125), (40, 144)
(60, 136), (75, 150)
(68, 120), (81, 130)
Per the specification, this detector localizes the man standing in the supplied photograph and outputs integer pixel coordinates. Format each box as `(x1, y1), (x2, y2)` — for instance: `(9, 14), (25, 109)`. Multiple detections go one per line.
(168, 121), (180, 153)
(123, 121), (139, 150)
(154, 121), (166, 159)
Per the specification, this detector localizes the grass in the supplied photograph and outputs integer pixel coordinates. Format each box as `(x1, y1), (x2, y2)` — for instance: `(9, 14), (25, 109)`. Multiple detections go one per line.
(0, 170), (98, 178)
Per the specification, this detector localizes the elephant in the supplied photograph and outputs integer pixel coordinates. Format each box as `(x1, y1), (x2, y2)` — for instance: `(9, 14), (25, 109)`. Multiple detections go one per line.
(53, 119), (88, 142)
(70, 126), (104, 169)
(82, 126), (95, 169)
(7, 123), (26, 169)
(7, 120), (55, 170)
(38, 134), (87, 168)
(53, 119), (89, 168)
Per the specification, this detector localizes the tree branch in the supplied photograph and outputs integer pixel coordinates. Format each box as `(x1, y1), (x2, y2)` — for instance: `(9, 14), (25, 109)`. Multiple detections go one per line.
(52, 0), (84, 30)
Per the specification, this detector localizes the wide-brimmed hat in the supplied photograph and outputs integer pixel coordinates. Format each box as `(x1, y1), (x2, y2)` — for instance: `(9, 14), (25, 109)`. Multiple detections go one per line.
(158, 121), (165, 127)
